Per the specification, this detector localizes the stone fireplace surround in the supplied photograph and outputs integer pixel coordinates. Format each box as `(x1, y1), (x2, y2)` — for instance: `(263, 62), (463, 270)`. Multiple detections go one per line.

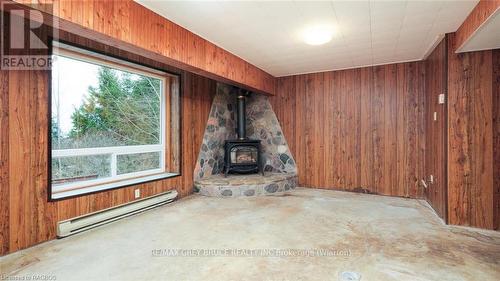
(193, 83), (297, 197)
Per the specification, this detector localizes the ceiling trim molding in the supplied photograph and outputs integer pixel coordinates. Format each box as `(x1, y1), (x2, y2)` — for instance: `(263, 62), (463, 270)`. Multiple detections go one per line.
(422, 34), (446, 60)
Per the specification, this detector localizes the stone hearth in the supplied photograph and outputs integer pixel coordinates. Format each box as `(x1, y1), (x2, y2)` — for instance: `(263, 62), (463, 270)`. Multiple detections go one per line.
(193, 83), (298, 197)
(195, 173), (298, 197)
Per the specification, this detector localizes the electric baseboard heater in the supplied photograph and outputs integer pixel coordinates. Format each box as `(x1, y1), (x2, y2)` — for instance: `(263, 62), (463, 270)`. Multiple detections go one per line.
(57, 190), (178, 237)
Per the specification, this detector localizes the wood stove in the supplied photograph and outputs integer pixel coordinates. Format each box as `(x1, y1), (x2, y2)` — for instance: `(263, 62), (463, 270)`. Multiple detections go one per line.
(223, 90), (263, 176)
(224, 139), (262, 176)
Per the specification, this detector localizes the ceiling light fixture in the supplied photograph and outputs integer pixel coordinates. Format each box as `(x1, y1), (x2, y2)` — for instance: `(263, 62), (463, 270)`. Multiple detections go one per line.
(303, 26), (334, 46)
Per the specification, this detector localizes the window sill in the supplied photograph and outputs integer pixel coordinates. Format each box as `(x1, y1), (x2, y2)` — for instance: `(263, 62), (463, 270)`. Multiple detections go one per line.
(50, 172), (180, 200)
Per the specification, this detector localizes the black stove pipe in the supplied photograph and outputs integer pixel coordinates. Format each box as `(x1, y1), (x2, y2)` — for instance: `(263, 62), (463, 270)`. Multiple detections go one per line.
(237, 93), (247, 140)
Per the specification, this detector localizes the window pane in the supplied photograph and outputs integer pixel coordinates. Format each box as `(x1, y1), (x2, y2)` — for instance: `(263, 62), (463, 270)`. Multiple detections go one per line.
(48, 44), (181, 200)
(51, 55), (162, 149)
(117, 152), (161, 175)
(52, 155), (111, 185)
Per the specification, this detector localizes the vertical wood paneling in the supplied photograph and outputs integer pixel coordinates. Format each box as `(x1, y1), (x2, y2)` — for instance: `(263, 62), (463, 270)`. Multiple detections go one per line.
(372, 66), (385, 194)
(294, 75), (307, 185)
(305, 73), (324, 188)
(345, 69), (360, 189)
(424, 38), (448, 221)
(404, 64), (418, 197)
(0, 69), (9, 255)
(493, 50), (500, 230)
(447, 33), (494, 229)
(33, 67), (56, 246)
(330, 71), (339, 187)
(352, 69), (362, 189)
(395, 64), (406, 197)
(271, 62), (426, 197)
(416, 63), (426, 198)
(395, 63), (425, 198)
(360, 67), (373, 190)
(304, 74), (314, 186)
(8, 70), (30, 251)
(384, 64), (398, 196)
(338, 71), (348, 189)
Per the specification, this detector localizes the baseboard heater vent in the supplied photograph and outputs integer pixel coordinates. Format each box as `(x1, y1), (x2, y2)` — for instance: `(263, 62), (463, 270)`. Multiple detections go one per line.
(57, 190), (178, 238)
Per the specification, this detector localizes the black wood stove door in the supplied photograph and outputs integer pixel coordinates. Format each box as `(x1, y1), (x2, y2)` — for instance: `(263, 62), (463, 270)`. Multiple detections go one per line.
(224, 140), (263, 176)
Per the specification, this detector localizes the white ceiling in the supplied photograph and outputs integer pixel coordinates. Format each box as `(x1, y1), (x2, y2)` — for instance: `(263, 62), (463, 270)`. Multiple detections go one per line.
(136, 0), (479, 77)
(458, 8), (500, 53)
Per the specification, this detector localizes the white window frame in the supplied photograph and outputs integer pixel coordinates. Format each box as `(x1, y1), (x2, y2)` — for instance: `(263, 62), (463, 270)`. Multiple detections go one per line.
(51, 42), (175, 199)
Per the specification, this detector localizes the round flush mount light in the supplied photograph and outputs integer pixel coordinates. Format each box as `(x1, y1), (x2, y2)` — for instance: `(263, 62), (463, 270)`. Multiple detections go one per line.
(302, 25), (334, 46)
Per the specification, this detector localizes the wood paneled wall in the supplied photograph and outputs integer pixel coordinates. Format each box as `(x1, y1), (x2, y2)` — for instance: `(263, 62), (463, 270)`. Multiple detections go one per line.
(494, 50), (500, 230)
(454, 0), (500, 52)
(0, 34), (216, 255)
(0, 67), (9, 255)
(271, 62), (426, 198)
(10, 0), (274, 94)
(424, 38), (448, 221)
(447, 33), (496, 229)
